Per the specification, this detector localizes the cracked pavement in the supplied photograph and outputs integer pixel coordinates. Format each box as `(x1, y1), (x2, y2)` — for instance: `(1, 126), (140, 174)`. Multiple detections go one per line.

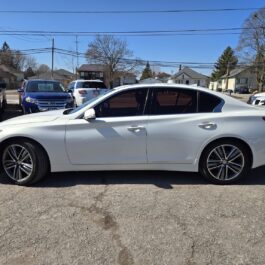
(0, 168), (265, 265)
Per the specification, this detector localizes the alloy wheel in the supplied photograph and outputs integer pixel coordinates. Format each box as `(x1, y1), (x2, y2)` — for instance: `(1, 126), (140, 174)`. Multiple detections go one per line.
(2, 144), (34, 181)
(206, 144), (245, 181)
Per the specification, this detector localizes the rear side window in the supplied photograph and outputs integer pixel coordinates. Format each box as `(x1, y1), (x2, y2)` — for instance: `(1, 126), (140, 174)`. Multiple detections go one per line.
(76, 81), (106, 89)
(198, 92), (223, 112)
(150, 88), (197, 115)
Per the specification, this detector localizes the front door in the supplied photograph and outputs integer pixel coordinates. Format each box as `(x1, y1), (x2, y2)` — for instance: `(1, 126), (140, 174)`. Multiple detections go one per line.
(66, 88), (149, 165)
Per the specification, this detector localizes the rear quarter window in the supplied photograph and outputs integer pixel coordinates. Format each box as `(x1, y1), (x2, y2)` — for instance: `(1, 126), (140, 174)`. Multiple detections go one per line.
(198, 92), (223, 112)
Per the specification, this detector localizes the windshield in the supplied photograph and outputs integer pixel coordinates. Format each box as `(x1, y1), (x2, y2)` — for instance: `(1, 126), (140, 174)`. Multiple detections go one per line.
(67, 89), (112, 114)
(26, 81), (65, 93)
(76, 81), (106, 89)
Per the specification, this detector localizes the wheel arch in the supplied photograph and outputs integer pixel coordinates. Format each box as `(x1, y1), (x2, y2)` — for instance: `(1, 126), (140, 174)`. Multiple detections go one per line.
(0, 136), (51, 171)
(199, 137), (253, 169)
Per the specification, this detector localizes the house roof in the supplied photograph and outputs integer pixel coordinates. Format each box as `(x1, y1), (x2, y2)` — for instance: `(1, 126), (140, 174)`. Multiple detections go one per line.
(28, 72), (66, 81)
(77, 64), (105, 72)
(173, 67), (208, 79)
(54, 69), (75, 77)
(221, 68), (246, 78)
(0, 64), (23, 75)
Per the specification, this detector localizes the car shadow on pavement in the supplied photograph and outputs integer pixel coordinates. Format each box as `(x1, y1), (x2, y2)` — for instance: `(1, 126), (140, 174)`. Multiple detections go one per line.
(1, 167), (265, 188)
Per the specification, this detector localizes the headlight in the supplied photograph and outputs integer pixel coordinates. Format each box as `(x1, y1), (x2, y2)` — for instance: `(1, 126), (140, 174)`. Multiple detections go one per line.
(25, 97), (38, 104)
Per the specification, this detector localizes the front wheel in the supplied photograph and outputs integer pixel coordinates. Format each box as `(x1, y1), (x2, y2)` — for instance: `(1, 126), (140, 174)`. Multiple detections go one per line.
(199, 140), (251, 184)
(1, 140), (49, 185)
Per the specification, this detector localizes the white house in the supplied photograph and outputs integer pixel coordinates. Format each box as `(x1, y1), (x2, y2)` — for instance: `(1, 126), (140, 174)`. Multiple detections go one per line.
(172, 67), (209, 87)
(209, 68), (258, 92)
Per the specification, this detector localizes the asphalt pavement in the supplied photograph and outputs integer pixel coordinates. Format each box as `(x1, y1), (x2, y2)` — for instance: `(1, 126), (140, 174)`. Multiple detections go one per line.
(0, 91), (264, 265)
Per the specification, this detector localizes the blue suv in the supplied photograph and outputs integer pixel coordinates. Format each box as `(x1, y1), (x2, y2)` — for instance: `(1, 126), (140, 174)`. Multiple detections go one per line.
(18, 80), (74, 114)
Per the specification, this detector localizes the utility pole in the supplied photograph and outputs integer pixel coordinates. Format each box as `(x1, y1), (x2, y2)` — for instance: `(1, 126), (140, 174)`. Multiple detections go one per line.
(51, 38), (54, 79)
(75, 35), (79, 79)
(225, 61), (231, 92)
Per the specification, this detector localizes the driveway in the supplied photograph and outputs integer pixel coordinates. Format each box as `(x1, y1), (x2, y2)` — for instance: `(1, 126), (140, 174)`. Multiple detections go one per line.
(0, 93), (265, 265)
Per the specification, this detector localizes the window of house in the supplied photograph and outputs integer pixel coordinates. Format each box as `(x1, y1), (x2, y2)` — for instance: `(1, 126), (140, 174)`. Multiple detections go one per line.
(150, 88), (197, 115)
(95, 89), (148, 117)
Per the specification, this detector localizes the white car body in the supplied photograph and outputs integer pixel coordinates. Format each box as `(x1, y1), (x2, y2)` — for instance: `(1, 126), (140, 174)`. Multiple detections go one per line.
(248, 92), (265, 106)
(1, 84), (265, 184)
(68, 79), (109, 106)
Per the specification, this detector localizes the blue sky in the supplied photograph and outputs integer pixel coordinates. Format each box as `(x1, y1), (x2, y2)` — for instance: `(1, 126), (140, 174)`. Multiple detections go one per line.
(0, 0), (264, 76)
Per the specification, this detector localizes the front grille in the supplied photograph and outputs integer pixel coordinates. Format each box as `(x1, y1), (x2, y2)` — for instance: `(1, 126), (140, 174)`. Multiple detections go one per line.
(37, 99), (66, 109)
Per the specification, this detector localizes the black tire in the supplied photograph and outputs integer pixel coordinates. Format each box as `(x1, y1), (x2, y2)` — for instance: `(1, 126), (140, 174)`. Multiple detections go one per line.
(199, 139), (251, 184)
(1, 140), (49, 185)
(2, 98), (7, 112)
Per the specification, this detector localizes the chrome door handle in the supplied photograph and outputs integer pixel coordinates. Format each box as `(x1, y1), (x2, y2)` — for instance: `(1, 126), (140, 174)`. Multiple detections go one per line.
(127, 126), (145, 132)
(198, 122), (217, 130)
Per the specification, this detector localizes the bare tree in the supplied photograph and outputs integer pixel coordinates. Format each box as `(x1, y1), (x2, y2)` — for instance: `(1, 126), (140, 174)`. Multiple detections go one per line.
(85, 35), (138, 87)
(36, 64), (50, 75)
(237, 8), (265, 91)
(24, 56), (38, 72)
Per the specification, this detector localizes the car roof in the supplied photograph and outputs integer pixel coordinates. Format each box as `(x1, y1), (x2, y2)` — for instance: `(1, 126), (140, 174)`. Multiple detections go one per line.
(27, 79), (60, 83)
(72, 79), (104, 82)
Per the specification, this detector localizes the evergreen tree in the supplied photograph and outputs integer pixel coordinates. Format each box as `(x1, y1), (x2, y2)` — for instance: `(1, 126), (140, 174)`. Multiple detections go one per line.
(140, 62), (153, 80)
(0, 42), (14, 67)
(211, 47), (238, 81)
(24, 67), (35, 78)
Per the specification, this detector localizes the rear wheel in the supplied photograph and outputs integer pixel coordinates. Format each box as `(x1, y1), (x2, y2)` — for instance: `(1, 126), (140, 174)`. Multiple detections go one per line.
(199, 140), (251, 184)
(1, 140), (49, 185)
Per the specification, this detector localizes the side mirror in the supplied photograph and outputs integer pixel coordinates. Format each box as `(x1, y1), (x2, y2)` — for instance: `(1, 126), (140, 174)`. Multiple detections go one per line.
(84, 108), (96, 120)
(17, 88), (24, 93)
(67, 89), (73, 94)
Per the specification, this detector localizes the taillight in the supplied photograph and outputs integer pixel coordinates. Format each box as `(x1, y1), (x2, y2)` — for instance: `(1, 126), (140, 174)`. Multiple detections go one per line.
(78, 90), (87, 95)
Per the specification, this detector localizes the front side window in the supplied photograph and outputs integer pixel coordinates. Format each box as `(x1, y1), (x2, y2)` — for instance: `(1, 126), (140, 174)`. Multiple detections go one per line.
(95, 88), (148, 117)
(150, 88), (197, 115)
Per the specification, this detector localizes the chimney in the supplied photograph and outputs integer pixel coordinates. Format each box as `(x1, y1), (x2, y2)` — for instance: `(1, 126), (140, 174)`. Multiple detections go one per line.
(179, 65), (182, 71)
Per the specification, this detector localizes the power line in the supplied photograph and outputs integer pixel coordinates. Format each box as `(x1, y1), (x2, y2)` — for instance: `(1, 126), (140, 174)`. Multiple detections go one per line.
(0, 27), (261, 37)
(0, 7), (260, 14)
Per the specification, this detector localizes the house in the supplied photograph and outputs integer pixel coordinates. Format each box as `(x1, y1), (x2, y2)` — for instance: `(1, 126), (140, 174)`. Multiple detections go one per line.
(77, 64), (105, 81)
(172, 67), (209, 87)
(209, 68), (258, 92)
(0, 64), (24, 89)
(139, 78), (162, 84)
(77, 64), (137, 87)
(113, 72), (137, 87)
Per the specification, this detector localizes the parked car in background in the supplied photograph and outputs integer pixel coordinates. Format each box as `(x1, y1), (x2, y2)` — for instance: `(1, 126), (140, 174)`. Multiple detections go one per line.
(0, 81), (7, 113)
(235, 87), (249, 94)
(67, 79), (108, 106)
(247, 92), (265, 106)
(18, 80), (74, 114)
(2, 84), (265, 185)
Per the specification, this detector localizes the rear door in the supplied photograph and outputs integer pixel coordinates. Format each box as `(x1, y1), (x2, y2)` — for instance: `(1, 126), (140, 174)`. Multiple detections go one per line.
(146, 87), (223, 164)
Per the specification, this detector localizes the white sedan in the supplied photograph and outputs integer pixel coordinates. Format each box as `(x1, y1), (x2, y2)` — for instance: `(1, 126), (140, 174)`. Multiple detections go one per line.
(0, 84), (265, 185)
(248, 92), (265, 106)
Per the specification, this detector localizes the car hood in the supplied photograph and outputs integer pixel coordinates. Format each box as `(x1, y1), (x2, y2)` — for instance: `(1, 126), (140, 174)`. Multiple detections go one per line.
(0, 109), (66, 126)
(253, 92), (265, 98)
(24, 92), (71, 99)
